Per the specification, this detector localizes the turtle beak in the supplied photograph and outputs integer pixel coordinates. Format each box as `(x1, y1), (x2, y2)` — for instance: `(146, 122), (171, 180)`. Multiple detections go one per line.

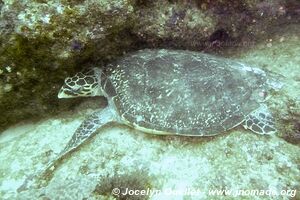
(57, 88), (67, 98)
(57, 87), (75, 98)
(57, 92), (65, 98)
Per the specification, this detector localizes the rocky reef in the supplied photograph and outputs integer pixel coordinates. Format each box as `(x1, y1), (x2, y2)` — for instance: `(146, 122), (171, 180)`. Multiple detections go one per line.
(0, 0), (300, 199)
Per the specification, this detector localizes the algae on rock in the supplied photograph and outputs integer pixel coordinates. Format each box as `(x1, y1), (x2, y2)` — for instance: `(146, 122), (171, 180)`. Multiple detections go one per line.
(0, 0), (137, 129)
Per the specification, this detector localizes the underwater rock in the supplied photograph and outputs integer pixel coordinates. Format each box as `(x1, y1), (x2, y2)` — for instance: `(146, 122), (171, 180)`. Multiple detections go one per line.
(0, 103), (299, 199)
(0, 0), (136, 129)
(133, 0), (217, 48)
(132, 0), (299, 49)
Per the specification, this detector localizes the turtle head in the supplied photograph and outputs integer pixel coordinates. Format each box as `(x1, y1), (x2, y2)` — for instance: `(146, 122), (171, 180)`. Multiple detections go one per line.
(58, 68), (103, 98)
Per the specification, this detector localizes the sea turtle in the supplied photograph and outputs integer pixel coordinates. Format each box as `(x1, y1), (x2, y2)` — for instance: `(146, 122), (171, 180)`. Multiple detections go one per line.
(18, 49), (282, 191)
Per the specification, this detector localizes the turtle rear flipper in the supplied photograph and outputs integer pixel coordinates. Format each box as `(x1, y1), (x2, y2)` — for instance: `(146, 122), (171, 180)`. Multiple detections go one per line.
(243, 105), (276, 135)
(17, 107), (117, 192)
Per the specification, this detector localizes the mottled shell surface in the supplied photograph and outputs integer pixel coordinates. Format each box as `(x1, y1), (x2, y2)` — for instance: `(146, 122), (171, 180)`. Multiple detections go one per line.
(101, 49), (274, 136)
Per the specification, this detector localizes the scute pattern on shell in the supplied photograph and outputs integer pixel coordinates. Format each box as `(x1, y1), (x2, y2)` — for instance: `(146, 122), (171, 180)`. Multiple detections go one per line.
(105, 49), (271, 136)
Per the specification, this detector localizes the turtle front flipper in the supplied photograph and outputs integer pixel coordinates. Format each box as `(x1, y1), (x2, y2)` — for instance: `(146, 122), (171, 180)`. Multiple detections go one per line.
(242, 105), (276, 135)
(17, 106), (117, 192)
